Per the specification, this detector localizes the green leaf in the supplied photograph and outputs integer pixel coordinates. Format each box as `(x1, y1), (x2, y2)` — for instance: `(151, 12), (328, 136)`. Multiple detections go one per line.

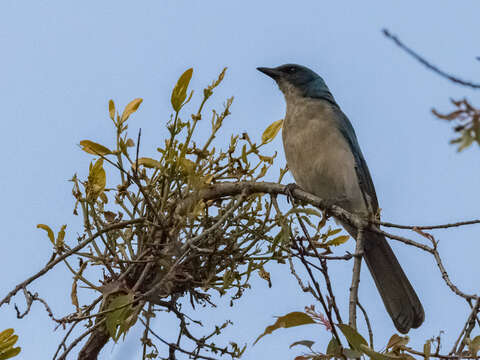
(171, 68), (193, 112)
(121, 98), (143, 123)
(289, 340), (315, 350)
(470, 336), (480, 356)
(254, 312), (315, 345)
(37, 224), (55, 245)
(343, 348), (364, 359)
(261, 119), (283, 144)
(105, 292), (134, 342)
(80, 140), (112, 156)
(336, 324), (367, 351)
(359, 344), (401, 360)
(326, 337), (342, 357)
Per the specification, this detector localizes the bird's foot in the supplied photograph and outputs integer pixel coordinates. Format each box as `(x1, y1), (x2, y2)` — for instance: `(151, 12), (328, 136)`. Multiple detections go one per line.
(284, 183), (300, 205)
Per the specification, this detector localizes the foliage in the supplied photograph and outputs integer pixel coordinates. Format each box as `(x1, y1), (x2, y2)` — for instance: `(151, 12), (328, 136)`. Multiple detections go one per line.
(0, 329), (20, 360)
(432, 98), (480, 152)
(0, 67), (349, 360)
(3, 64), (480, 360)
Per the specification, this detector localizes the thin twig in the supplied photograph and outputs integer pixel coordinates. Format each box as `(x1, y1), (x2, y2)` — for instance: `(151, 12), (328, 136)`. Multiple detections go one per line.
(379, 218), (480, 230)
(433, 249), (476, 300)
(289, 209), (343, 349)
(320, 258), (343, 324)
(139, 318), (219, 360)
(450, 298), (480, 354)
(52, 322), (79, 360)
(0, 218), (144, 308)
(357, 300), (373, 348)
(383, 29), (480, 89)
(57, 319), (106, 360)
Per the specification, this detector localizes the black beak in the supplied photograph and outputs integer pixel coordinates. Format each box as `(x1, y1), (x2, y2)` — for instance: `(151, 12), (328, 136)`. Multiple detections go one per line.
(257, 67), (281, 80)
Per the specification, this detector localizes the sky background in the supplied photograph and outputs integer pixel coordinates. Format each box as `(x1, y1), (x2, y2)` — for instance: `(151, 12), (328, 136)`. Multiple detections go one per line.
(1, 1), (480, 359)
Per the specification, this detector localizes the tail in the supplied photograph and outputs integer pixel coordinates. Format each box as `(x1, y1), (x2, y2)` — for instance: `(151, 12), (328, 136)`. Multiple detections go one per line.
(343, 224), (424, 333)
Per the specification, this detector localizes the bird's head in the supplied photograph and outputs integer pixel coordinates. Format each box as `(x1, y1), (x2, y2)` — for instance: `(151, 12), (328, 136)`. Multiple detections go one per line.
(257, 64), (333, 102)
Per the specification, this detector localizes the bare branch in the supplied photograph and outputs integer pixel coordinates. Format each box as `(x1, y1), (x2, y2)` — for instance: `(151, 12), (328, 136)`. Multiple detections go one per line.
(379, 218), (480, 230)
(0, 218), (144, 308)
(348, 228), (364, 329)
(383, 29), (480, 89)
(357, 299), (373, 348)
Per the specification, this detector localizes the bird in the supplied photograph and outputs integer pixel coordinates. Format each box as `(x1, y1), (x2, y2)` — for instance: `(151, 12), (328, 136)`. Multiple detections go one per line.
(257, 64), (424, 334)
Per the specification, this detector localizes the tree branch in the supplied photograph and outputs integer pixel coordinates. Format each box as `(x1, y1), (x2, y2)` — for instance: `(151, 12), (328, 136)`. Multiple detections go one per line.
(383, 29), (480, 89)
(348, 228), (364, 329)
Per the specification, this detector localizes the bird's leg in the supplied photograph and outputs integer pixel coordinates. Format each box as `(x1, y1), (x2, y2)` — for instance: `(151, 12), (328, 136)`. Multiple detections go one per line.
(284, 183), (300, 204)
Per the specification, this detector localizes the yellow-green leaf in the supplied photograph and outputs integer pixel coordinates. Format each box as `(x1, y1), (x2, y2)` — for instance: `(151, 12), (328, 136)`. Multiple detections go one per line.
(56, 224), (67, 250)
(108, 100), (115, 121)
(324, 235), (349, 247)
(120, 98), (143, 123)
(359, 344), (401, 360)
(470, 336), (480, 356)
(0, 347), (21, 360)
(254, 312), (315, 345)
(80, 140), (112, 156)
(386, 334), (409, 351)
(261, 119), (283, 144)
(37, 224), (55, 245)
(458, 130), (473, 152)
(337, 323), (367, 351)
(105, 292), (134, 342)
(0, 331), (13, 344)
(423, 339), (431, 360)
(179, 158), (196, 175)
(134, 157), (161, 169)
(171, 68), (193, 112)
(0, 336), (17, 352)
(0, 328), (20, 360)
(326, 228), (342, 237)
(86, 158), (106, 201)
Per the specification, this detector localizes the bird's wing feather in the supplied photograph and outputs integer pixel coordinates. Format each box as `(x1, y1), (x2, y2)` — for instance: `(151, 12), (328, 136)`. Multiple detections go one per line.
(335, 110), (379, 212)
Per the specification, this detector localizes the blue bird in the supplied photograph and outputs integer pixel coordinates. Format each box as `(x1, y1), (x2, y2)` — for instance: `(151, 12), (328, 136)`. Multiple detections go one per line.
(257, 64), (424, 333)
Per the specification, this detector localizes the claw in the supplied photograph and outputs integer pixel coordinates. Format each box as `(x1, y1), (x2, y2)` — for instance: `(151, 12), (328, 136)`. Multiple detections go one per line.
(284, 183), (300, 204)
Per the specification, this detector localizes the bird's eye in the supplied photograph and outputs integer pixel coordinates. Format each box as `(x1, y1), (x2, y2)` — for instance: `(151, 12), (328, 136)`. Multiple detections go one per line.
(288, 67), (296, 73)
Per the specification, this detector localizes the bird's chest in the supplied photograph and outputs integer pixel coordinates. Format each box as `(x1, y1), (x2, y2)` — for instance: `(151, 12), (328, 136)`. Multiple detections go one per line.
(282, 100), (361, 208)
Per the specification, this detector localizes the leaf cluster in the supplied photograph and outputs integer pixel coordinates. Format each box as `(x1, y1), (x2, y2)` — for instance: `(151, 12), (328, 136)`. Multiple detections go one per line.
(432, 98), (480, 152)
(29, 67), (344, 359)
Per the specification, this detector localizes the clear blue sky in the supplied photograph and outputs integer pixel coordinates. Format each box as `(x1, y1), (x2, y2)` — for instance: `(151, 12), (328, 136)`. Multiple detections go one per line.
(1, 1), (480, 359)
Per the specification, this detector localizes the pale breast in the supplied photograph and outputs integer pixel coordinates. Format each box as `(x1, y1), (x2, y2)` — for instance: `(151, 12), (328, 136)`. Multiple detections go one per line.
(282, 98), (366, 214)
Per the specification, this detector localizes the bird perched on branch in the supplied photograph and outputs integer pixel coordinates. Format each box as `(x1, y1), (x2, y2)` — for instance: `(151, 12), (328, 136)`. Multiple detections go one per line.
(257, 64), (424, 333)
